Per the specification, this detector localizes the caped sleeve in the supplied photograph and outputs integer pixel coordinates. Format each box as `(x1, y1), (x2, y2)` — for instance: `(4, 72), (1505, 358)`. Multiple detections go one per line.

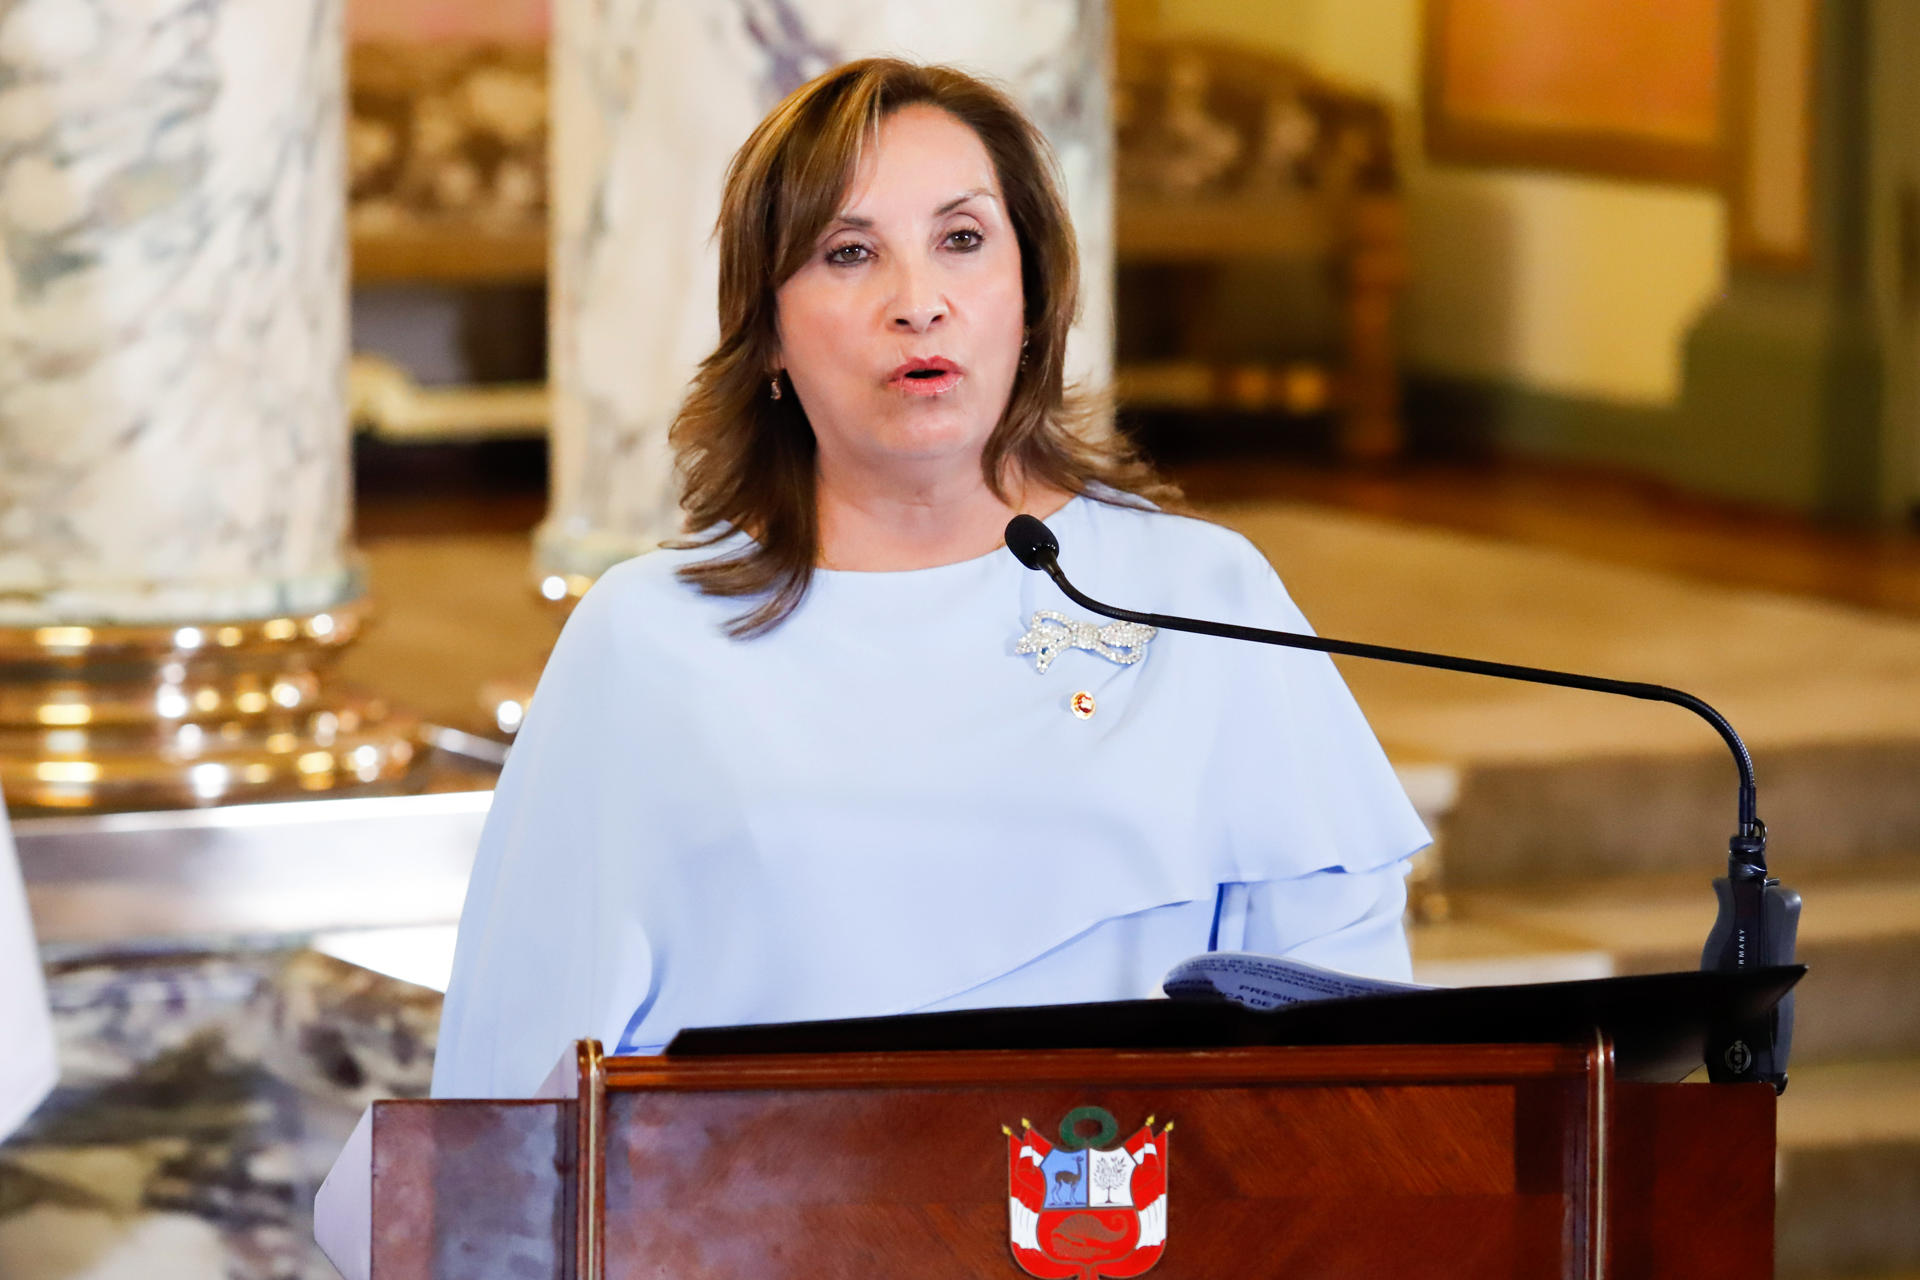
(430, 580), (653, 1099)
(1206, 534), (1430, 878)
(1239, 862), (1415, 981)
(1199, 540), (1427, 982)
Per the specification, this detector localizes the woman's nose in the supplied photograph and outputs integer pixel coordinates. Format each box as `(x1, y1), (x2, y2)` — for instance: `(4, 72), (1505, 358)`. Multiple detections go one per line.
(892, 303), (946, 332)
(889, 261), (948, 332)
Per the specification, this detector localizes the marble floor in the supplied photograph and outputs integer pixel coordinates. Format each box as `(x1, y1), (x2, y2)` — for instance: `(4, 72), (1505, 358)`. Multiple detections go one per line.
(0, 952), (438, 1280)
(1164, 453), (1920, 618)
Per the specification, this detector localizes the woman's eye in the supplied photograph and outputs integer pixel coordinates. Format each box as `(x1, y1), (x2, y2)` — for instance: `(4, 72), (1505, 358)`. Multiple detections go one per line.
(825, 242), (870, 265)
(946, 228), (984, 251)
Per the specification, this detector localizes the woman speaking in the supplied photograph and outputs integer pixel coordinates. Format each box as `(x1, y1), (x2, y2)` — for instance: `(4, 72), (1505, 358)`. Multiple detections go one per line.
(431, 59), (1426, 1099)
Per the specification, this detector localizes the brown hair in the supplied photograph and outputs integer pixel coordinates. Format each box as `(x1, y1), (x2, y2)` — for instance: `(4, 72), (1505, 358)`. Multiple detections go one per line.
(671, 57), (1174, 636)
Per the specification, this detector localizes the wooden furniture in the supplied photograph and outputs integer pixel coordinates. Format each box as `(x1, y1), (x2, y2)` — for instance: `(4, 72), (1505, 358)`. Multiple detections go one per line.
(1115, 40), (1408, 462)
(321, 1034), (1775, 1278)
(348, 41), (548, 286)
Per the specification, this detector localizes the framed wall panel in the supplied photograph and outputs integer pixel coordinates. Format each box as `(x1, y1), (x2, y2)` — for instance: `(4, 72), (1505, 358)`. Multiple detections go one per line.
(1423, 0), (1725, 185)
(1722, 0), (1818, 269)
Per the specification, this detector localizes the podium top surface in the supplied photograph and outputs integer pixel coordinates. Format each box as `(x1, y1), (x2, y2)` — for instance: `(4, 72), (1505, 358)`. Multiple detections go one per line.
(666, 966), (1804, 1084)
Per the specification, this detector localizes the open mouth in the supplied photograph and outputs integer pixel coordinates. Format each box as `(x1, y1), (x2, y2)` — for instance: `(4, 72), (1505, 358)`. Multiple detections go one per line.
(889, 358), (962, 396)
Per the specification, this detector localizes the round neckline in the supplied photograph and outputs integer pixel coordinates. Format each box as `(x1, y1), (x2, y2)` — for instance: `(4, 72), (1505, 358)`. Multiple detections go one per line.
(811, 493), (1086, 582)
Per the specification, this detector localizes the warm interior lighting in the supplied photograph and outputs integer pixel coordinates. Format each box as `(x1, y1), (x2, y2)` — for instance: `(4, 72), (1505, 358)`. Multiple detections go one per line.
(35, 761), (99, 783)
(33, 626), (93, 649)
(36, 704), (91, 726)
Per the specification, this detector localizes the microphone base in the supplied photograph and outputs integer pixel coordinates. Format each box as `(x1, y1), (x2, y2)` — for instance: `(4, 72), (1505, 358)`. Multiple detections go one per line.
(1702, 874), (1803, 1093)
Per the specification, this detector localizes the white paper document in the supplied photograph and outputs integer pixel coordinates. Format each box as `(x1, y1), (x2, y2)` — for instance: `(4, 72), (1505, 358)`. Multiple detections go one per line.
(1162, 951), (1432, 1011)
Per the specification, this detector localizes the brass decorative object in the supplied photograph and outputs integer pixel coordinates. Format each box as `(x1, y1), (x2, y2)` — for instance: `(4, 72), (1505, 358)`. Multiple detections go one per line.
(0, 599), (418, 811)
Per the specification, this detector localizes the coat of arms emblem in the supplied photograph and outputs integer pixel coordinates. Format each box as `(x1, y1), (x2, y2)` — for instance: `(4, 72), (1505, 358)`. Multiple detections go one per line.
(1004, 1107), (1170, 1279)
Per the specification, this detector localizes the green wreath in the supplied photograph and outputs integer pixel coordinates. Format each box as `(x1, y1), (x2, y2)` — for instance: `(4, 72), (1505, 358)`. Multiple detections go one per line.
(1056, 1105), (1120, 1151)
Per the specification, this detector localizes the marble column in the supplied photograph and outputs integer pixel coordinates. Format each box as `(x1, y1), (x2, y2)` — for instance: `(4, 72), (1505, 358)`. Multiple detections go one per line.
(0, 0), (352, 624)
(537, 0), (1114, 587)
(0, 0), (413, 808)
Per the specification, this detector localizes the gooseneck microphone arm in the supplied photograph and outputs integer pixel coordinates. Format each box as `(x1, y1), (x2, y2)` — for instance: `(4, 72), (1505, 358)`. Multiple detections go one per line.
(1004, 512), (1799, 1090)
(1040, 545), (1761, 851)
(1007, 515), (1762, 855)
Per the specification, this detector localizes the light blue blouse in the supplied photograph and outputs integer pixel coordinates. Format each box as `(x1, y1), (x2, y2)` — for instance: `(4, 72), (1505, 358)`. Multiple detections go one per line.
(430, 496), (1428, 1098)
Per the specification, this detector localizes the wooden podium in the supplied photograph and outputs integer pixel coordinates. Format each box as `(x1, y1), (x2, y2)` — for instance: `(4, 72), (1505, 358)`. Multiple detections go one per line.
(318, 1026), (1776, 1279)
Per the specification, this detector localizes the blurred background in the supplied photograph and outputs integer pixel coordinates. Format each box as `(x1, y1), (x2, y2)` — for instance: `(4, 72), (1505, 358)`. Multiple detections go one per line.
(1, 1), (1917, 1276)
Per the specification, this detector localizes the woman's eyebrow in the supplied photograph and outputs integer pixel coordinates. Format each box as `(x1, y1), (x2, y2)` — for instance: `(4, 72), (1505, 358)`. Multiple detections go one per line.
(936, 188), (996, 215)
(828, 188), (998, 229)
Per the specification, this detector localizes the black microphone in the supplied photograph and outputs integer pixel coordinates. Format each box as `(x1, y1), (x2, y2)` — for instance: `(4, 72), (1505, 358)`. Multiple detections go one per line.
(1005, 513), (1061, 569)
(1004, 512), (1802, 1092)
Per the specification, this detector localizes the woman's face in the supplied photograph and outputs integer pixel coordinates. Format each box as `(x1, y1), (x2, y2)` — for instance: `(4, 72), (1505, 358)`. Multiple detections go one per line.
(774, 104), (1026, 485)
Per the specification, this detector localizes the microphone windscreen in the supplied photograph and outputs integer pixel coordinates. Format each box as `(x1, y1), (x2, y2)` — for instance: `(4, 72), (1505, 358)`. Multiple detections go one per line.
(1003, 514), (1059, 569)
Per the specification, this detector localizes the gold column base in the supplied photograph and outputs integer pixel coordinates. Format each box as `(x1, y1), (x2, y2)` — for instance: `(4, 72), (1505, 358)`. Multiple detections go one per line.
(0, 598), (419, 811)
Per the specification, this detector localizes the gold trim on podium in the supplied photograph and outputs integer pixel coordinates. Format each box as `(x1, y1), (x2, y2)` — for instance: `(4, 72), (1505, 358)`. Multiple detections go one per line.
(0, 598), (419, 811)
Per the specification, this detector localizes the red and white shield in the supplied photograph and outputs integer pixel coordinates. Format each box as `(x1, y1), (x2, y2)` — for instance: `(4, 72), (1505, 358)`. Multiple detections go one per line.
(1005, 1112), (1169, 1279)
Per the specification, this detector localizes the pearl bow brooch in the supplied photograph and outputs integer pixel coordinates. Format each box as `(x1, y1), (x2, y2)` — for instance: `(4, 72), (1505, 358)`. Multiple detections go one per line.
(1015, 610), (1157, 673)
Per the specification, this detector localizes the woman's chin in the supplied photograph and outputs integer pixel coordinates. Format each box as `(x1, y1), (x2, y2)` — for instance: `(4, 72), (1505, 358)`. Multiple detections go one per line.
(858, 426), (994, 470)
(866, 404), (994, 452)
